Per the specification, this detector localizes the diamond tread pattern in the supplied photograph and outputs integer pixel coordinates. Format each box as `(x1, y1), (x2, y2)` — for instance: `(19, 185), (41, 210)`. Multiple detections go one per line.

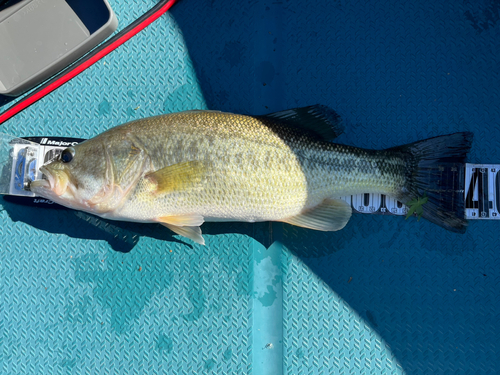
(1, 0), (500, 374)
(174, 0), (500, 373)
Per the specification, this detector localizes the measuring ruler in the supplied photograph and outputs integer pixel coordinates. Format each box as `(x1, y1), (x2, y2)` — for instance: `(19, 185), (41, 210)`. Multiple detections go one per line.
(464, 165), (499, 219)
(341, 164), (498, 220)
(0, 135), (498, 221)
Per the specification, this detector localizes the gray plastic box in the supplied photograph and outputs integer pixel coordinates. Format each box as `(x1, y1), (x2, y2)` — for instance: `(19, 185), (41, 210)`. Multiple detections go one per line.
(0, 0), (118, 96)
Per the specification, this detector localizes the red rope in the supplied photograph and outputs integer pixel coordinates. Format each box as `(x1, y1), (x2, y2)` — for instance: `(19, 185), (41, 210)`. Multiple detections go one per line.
(0, 0), (177, 125)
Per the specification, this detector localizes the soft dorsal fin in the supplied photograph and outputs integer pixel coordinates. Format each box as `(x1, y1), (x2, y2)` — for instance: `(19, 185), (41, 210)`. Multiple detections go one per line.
(280, 198), (352, 231)
(257, 105), (344, 140)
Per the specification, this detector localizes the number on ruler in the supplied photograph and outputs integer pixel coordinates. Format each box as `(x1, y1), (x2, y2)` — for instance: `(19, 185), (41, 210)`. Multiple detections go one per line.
(465, 168), (479, 209)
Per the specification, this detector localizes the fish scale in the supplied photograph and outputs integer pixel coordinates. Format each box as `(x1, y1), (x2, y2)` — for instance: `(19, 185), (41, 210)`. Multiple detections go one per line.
(30, 106), (473, 244)
(109, 112), (397, 222)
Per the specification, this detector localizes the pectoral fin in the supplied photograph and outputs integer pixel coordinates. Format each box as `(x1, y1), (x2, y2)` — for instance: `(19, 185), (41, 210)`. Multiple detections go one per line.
(280, 198), (352, 231)
(145, 161), (206, 195)
(161, 223), (205, 246)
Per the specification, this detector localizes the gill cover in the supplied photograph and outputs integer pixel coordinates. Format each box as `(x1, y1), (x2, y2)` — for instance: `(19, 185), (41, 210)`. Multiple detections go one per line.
(32, 133), (149, 214)
(87, 134), (149, 212)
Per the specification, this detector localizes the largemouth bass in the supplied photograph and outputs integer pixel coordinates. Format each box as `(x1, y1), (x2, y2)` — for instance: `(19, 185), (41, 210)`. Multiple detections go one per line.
(30, 105), (473, 245)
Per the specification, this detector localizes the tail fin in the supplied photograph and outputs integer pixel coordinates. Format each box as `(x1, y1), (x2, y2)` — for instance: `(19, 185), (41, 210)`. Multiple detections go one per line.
(390, 132), (474, 233)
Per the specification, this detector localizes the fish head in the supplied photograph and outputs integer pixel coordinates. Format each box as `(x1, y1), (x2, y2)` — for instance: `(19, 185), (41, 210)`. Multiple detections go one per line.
(30, 137), (138, 213)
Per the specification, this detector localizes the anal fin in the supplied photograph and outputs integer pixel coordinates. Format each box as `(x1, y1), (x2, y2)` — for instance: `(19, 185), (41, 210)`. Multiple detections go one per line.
(280, 198), (352, 231)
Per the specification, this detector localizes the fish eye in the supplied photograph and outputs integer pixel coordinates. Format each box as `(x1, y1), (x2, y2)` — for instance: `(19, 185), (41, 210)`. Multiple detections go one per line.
(60, 148), (75, 163)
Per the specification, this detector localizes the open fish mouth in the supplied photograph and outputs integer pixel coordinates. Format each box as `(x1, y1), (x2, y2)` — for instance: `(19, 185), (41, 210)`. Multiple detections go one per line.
(29, 167), (51, 191)
(30, 166), (68, 196)
(29, 179), (50, 190)
(39, 166), (54, 187)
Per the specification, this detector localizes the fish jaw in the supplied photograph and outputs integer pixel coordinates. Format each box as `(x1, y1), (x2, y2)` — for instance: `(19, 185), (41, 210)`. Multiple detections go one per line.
(30, 166), (81, 208)
(41, 166), (70, 196)
(30, 165), (130, 215)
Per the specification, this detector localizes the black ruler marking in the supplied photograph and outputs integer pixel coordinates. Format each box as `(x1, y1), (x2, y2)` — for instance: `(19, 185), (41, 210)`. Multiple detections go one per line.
(465, 168), (478, 210)
(480, 168), (489, 218)
(496, 170), (500, 214)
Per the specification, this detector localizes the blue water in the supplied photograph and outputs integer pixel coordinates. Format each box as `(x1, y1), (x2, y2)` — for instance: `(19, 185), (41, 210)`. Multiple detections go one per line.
(1, 0), (499, 373)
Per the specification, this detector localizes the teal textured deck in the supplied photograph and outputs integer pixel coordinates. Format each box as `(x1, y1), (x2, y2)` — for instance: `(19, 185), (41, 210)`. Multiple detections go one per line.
(1, 0), (499, 374)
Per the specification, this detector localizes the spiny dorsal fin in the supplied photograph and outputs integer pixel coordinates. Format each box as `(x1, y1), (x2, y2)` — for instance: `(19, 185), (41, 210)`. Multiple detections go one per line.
(145, 161), (206, 195)
(280, 198), (352, 231)
(257, 105), (344, 140)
